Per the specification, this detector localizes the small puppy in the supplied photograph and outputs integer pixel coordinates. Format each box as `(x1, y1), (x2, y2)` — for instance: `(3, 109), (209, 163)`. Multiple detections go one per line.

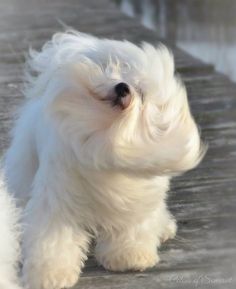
(4, 31), (204, 289)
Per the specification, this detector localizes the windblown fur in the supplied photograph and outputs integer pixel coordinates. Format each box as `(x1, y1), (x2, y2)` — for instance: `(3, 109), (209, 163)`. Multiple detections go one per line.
(4, 31), (205, 289)
(0, 171), (21, 289)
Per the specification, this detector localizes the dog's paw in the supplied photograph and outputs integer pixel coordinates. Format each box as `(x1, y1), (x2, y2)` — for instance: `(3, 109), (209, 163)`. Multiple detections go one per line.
(161, 218), (177, 243)
(23, 262), (80, 289)
(96, 247), (159, 272)
(41, 266), (79, 289)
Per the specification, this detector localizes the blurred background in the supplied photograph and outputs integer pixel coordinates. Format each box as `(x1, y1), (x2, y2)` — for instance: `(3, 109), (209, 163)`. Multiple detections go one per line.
(115, 0), (236, 82)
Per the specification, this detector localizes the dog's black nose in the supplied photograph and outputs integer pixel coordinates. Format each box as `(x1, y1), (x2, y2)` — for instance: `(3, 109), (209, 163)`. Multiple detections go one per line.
(114, 82), (130, 98)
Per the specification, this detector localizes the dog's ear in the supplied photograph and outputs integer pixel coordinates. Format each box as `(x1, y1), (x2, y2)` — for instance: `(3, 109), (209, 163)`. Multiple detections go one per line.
(157, 97), (207, 175)
(149, 76), (206, 175)
(139, 43), (206, 175)
(24, 30), (98, 100)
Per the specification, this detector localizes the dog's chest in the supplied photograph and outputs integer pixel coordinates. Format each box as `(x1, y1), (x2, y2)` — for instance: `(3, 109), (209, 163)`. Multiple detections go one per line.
(76, 171), (169, 228)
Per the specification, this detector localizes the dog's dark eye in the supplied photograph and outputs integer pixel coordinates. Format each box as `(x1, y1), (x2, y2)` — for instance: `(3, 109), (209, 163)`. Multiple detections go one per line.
(114, 82), (130, 98)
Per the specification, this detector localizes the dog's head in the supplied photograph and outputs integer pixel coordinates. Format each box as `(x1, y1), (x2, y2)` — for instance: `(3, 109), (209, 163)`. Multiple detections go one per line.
(26, 31), (205, 175)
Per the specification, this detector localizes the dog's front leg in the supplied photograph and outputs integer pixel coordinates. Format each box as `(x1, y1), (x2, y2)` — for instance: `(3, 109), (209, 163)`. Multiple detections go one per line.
(95, 202), (177, 272)
(95, 218), (160, 272)
(21, 163), (90, 289)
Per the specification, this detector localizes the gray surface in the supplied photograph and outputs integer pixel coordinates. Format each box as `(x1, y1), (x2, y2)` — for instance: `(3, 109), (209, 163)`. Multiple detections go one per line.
(117, 0), (236, 82)
(0, 0), (235, 288)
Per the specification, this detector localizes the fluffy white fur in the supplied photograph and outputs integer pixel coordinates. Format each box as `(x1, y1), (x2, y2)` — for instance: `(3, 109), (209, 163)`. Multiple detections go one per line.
(4, 31), (204, 289)
(0, 171), (21, 289)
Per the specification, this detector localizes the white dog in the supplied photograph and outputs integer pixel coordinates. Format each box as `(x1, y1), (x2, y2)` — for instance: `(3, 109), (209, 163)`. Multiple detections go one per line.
(4, 31), (204, 289)
(0, 171), (21, 289)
